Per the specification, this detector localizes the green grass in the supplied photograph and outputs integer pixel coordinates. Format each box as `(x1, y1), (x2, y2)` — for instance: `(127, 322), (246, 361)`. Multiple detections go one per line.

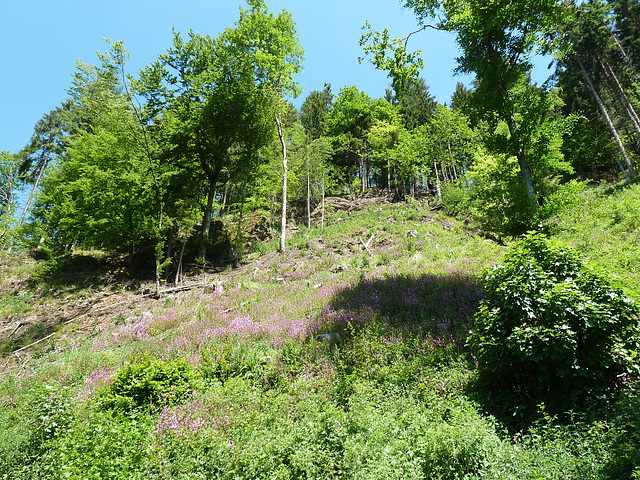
(1, 190), (639, 479)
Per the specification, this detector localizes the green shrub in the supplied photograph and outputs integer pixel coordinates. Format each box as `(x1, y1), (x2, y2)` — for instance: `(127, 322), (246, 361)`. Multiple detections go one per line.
(441, 181), (471, 218)
(26, 384), (75, 451)
(535, 179), (587, 227)
(99, 355), (195, 412)
(39, 411), (153, 480)
(468, 233), (640, 408)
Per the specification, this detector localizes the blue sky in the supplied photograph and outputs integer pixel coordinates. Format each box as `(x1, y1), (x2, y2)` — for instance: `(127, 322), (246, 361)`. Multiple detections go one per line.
(1, 0), (476, 156)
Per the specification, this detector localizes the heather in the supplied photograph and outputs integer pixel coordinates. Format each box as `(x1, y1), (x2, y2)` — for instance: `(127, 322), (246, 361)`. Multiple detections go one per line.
(1, 189), (640, 479)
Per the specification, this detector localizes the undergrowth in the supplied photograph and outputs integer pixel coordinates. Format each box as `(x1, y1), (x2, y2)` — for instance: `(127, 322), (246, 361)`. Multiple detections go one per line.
(1, 190), (639, 478)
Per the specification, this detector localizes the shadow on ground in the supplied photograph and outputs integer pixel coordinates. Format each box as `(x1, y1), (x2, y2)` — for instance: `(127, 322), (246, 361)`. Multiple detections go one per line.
(316, 270), (484, 343)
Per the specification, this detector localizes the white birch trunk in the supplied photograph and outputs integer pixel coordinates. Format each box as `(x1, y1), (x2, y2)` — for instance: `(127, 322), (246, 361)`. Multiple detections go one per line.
(276, 113), (288, 252)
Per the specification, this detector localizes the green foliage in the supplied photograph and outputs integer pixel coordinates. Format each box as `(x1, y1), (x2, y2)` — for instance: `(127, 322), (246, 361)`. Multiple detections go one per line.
(41, 411), (153, 480)
(535, 178), (588, 228)
(359, 21), (425, 99)
(440, 181), (471, 217)
(467, 150), (534, 235)
(468, 233), (640, 407)
(300, 84), (333, 140)
(0, 151), (21, 247)
(99, 355), (195, 412)
(6, 187), (640, 478)
(548, 181), (640, 292)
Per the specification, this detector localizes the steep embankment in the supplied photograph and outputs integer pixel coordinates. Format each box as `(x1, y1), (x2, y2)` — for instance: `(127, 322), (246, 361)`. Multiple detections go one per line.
(0, 186), (638, 479)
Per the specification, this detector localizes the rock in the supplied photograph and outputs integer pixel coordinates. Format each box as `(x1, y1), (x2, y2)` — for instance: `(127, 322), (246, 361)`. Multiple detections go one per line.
(204, 281), (224, 295)
(315, 332), (342, 348)
(407, 229), (419, 237)
(260, 356), (273, 365)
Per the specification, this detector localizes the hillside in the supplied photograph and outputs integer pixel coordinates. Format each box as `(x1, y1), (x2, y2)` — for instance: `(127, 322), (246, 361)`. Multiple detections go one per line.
(1, 185), (639, 479)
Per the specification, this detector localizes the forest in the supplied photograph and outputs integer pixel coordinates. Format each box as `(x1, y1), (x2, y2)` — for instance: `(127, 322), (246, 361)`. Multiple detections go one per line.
(1, 0), (640, 478)
(1, 0), (639, 276)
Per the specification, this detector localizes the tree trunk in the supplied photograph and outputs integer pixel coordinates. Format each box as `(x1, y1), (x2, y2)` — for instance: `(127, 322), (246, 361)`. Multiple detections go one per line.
(154, 207), (164, 297)
(615, 154), (631, 183)
(306, 146), (311, 230)
(174, 236), (187, 285)
(0, 185), (14, 246)
(200, 180), (216, 261)
(321, 170), (325, 229)
(7, 154), (49, 253)
(609, 28), (640, 84)
(276, 113), (287, 252)
(393, 165), (399, 196)
(447, 139), (459, 180)
(387, 157), (391, 193)
(234, 173), (249, 262)
(433, 161), (442, 203)
(577, 56), (637, 179)
(601, 58), (640, 139)
(222, 182), (229, 213)
(360, 152), (366, 195)
(507, 115), (538, 208)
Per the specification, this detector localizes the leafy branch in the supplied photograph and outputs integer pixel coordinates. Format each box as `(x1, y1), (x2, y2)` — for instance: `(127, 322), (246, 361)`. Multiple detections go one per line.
(359, 21), (442, 99)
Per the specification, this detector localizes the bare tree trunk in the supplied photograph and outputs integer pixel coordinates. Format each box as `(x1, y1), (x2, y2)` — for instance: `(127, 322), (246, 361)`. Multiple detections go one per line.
(507, 114), (538, 208)
(222, 182), (229, 213)
(0, 185), (14, 246)
(234, 173), (249, 261)
(601, 58), (640, 138)
(609, 29), (640, 84)
(577, 56), (637, 179)
(200, 181), (216, 261)
(442, 162), (450, 183)
(276, 113), (287, 252)
(360, 153), (366, 195)
(321, 171), (325, 229)
(154, 209), (164, 296)
(306, 146), (311, 230)
(393, 165), (399, 196)
(7, 155), (48, 253)
(387, 157), (391, 193)
(447, 139), (459, 180)
(615, 154), (631, 183)
(120, 58), (167, 297)
(174, 236), (187, 285)
(433, 161), (442, 203)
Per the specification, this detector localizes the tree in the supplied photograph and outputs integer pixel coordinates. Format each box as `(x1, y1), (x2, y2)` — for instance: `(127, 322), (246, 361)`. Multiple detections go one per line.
(14, 104), (74, 245)
(300, 84), (333, 141)
(222, 0), (304, 252)
(141, 1), (304, 255)
(325, 86), (373, 194)
(137, 27), (275, 261)
(367, 99), (404, 193)
(34, 44), (162, 258)
(364, 0), (566, 214)
(554, 1), (639, 179)
(390, 77), (437, 130)
(0, 151), (21, 248)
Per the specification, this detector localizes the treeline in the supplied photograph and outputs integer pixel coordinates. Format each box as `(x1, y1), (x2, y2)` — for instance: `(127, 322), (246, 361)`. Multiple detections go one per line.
(1, 0), (639, 281)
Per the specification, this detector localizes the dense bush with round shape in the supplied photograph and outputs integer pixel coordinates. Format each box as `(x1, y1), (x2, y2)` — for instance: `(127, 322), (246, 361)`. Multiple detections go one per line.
(99, 355), (195, 412)
(468, 233), (640, 407)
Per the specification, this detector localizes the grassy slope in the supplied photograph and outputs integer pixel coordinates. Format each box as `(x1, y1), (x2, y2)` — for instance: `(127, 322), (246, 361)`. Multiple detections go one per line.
(0, 185), (639, 479)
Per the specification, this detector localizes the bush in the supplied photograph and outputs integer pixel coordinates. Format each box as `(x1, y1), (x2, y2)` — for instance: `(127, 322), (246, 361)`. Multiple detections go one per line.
(468, 233), (640, 408)
(466, 151), (535, 236)
(99, 355), (195, 412)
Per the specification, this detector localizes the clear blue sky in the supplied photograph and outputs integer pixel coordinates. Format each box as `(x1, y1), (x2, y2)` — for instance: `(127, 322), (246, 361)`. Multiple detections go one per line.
(0, 0), (478, 156)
